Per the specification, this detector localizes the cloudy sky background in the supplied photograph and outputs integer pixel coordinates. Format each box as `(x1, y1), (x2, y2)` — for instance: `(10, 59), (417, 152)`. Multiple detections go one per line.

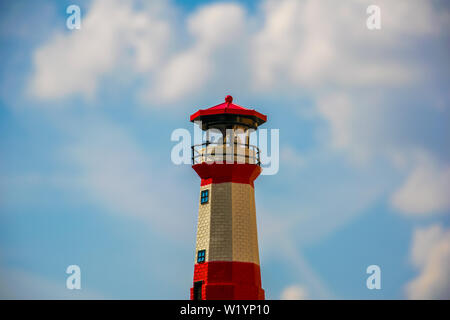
(0, 0), (449, 299)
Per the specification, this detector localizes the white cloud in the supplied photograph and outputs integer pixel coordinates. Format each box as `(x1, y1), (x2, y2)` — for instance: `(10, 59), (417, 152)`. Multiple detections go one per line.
(315, 91), (450, 217)
(252, 0), (449, 182)
(148, 3), (248, 103)
(280, 284), (309, 300)
(29, 0), (172, 100)
(187, 3), (247, 49)
(251, 0), (439, 90)
(405, 225), (450, 299)
(314, 92), (399, 165)
(29, 0), (251, 104)
(391, 156), (450, 216)
(28, 0), (447, 103)
(150, 48), (212, 103)
(252, 0), (449, 175)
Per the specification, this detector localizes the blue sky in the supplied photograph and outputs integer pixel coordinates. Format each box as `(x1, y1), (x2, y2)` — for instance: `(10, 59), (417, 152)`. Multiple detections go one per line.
(0, 0), (449, 299)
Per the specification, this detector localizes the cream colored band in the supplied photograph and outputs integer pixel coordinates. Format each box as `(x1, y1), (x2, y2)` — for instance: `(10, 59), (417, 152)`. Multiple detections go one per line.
(195, 182), (261, 265)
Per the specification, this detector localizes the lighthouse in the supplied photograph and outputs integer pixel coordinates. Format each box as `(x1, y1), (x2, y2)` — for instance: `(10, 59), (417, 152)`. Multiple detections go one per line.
(189, 95), (266, 300)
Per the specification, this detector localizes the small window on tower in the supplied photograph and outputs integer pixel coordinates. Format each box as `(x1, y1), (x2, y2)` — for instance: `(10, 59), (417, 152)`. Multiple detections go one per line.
(197, 250), (206, 263)
(200, 190), (209, 204)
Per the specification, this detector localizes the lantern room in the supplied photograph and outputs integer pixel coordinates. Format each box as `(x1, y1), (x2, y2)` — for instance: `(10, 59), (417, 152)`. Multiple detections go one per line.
(190, 95), (267, 166)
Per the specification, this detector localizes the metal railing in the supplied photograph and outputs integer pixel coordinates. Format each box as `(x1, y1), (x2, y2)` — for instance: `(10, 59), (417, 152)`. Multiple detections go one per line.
(191, 142), (260, 166)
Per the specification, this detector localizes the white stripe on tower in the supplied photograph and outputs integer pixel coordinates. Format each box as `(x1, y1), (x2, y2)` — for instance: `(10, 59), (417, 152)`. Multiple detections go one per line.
(195, 182), (260, 266)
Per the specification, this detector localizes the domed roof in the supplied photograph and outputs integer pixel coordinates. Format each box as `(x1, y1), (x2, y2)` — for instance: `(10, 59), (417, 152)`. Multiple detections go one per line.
(190, 95), (267, 126)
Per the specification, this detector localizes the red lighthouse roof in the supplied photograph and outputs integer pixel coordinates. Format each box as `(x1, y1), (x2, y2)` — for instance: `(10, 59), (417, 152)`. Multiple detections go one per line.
(190, 95), (267, 125)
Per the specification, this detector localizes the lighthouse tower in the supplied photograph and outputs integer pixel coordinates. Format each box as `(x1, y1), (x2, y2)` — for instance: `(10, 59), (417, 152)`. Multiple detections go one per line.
(189, 95), (266, 300)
